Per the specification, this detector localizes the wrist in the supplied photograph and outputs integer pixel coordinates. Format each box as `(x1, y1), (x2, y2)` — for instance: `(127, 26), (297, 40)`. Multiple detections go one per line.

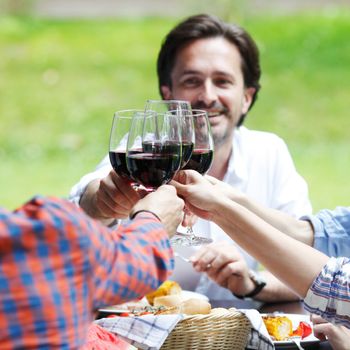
(129, 210), (161, 222)
(211, 196), (236, 223)
(233, 270), (266, 300)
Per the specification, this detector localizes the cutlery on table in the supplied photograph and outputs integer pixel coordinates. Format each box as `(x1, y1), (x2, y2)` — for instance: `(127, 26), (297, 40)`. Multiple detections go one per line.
(291, 338), (305, 350)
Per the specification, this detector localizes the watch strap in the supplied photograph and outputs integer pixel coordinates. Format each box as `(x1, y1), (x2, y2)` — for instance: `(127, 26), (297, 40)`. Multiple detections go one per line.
(233, 270), (266, 300)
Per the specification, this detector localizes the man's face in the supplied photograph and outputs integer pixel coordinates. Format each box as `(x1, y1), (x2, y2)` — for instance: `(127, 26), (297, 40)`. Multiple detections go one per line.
(162, 37), (255, 147)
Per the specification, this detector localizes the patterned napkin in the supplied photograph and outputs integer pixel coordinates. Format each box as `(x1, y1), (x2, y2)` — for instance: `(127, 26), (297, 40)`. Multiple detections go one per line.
(240, 309), (275, 350)
(95, 314), (183, 350)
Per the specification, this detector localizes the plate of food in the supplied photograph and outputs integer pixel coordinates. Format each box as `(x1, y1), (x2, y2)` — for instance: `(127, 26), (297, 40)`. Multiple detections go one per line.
(261, 313), (320, 348)
(97, 280), (209, 318)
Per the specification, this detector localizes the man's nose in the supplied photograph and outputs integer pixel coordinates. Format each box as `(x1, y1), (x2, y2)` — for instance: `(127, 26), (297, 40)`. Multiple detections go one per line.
(197, 81), (218, 106)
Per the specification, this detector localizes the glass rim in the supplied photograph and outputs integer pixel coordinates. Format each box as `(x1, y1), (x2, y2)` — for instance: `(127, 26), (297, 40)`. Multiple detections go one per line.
(113, 109), (156, 118)
(146, 99), (191, 104)
(191, 109), (208, 116)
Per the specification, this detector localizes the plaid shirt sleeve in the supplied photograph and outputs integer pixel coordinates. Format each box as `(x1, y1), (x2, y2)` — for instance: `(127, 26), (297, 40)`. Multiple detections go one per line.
(0, 196), (174, 349)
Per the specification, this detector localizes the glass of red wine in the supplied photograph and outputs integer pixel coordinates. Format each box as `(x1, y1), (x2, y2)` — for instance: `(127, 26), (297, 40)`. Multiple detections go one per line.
(144, 100), (194, 169)
(109, 109), (142, 181)
(172, 109), (214, 246)
(126, 109), (182, 192)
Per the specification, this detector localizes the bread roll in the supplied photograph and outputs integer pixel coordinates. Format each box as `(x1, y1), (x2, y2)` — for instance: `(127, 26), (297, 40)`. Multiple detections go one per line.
(153, 294), (183, 308)
(179, 298), (211, 315)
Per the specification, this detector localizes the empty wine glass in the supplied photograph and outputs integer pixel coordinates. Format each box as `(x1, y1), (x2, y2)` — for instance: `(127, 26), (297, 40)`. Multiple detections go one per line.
(171, 109), (214, 247)
(126, 110), (182, 191)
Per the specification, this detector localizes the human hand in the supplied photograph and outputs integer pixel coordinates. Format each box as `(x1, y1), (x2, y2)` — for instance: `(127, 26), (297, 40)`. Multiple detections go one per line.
(94, 170), (141, 219)
(311, 314), (350, 350)
(190, 242), (255, 296)
(172, 170), (222, 220)
(131, 185), (184, 237)
(205, 175), (243, 202)
(181, 209), (198, 227)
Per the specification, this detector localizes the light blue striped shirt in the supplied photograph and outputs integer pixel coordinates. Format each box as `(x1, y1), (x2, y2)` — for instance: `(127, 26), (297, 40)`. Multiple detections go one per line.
(302, 207), (350, 326)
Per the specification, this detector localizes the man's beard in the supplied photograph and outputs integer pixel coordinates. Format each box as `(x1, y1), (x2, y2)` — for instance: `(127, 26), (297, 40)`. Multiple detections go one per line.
(191, 101), (233, 147)
(212, 125), (233, 148)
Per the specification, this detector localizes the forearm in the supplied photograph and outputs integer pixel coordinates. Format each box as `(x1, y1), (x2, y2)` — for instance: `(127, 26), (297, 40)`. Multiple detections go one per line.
(212, 198), (329, 298)
(230, 192), (314, 245)
(93, 213), (174, 305)
(254, 271), (300, 302)
(79, 180), (115, 226)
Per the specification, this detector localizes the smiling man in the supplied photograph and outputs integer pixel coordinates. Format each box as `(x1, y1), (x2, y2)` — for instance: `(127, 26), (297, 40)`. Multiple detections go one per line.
(69, 14), (312, 307)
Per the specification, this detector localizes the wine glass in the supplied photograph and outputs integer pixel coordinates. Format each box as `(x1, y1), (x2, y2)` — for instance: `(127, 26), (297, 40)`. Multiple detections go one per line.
(183, 109), (214, 174)
(145, 99), (191, 116)
(144, 100), (194, 169)
(109, 109), (143, 181)
(126, 110), (182, 191)
(171, 109), (214, 247)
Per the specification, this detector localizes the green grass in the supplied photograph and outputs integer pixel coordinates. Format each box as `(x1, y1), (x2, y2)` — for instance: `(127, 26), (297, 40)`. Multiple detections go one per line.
(1, 12), (349, 211)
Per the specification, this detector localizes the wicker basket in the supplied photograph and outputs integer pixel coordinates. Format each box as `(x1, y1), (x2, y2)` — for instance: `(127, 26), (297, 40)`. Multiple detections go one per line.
(160, 309), (251, 350)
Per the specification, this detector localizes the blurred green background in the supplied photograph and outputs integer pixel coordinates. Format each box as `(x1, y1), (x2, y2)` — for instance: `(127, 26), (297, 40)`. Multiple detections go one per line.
(1, 4), (349, 211)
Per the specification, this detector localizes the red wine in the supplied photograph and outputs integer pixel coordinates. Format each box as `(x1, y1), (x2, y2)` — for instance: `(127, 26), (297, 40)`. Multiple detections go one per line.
(183, 149), (213, 175)
(142, 141), (193, 169)
(127, 152), (181, 189)
(142, 141), (181, 154)
(109, 151), (130, 179)
(180, 142), (194, 169)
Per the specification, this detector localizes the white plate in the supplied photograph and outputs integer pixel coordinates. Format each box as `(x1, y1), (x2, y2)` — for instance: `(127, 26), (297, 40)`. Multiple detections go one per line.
(261, 313), (320, 347)
(97, 290), (208, 315)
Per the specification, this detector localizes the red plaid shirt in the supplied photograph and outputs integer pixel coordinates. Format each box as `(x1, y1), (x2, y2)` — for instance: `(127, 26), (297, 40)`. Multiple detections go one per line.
(0, 196), (174, 349)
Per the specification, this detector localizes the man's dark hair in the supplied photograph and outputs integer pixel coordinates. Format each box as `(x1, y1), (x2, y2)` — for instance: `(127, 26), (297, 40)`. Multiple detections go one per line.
(157, 14), (261, 126)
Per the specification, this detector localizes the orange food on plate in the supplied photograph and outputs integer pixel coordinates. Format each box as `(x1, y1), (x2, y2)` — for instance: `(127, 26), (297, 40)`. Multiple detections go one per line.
(262, 315), (293, 341)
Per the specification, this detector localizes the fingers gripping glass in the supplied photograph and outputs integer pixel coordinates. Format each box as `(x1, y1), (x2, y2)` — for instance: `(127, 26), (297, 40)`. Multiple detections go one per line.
(172, 109), (214, 247)
(144, 101), (212, 246)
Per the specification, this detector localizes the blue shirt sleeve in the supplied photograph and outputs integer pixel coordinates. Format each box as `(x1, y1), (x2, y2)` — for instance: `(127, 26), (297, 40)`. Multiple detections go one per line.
(301, 207), (350, 257)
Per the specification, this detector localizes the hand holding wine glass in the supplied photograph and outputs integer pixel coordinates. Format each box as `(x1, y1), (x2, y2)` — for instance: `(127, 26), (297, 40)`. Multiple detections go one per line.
(81, 109), (142, 222)
(171, 109), (214, 246)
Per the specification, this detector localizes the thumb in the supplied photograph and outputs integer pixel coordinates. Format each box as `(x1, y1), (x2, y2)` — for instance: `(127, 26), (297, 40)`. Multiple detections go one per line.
(205, 175), (219, 185)
(170, 179), (187, 196)
(312, 323), (335, 341)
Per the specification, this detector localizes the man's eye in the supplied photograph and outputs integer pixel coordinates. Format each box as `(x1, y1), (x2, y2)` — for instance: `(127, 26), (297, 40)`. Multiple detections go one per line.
(183, 78), (200, 86)
(215, 79), (232, 86)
